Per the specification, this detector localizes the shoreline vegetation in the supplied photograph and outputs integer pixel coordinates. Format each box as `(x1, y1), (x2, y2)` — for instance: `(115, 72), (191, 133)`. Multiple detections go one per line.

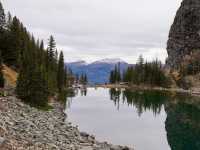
(96, 84), (200, 98)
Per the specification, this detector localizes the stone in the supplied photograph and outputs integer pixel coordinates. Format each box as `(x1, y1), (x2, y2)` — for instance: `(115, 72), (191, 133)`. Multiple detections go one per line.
(80, 132), (90, 138)
(167, 0), (200, 69)
(0, 136), (5, 144)
(0, 95), (134, 150)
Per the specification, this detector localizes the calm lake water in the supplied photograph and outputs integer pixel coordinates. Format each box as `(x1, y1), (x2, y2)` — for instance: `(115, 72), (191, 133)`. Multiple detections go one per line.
(65, 88), (200, 150)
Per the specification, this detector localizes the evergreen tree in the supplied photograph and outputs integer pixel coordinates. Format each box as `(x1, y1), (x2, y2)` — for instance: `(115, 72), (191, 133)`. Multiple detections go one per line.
(46, 35), (58, 94)
(64, 68), (67, 87)
(109, 64), (121, 84)
(0, 51), (4, 88)
(6, 12), (12, 29)
(57, 51), (65, 91)
(16, 43), (49, 107)
(0, 2), (71, 107)
(109, 70), (115, 83)
(16, 65), (49, 107)
(117, 63), (121, 82)
(79, 73), (87, 85)
(4, 16), (21, 67)
(47, 35), (56, 63)
(121, 56), (170, 87)
(83, 74), (88, 85)
(0, 1), (5, 30)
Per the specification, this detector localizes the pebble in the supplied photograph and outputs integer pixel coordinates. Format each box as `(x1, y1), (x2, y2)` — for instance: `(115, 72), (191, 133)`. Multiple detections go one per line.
(0, 95), (134, 150)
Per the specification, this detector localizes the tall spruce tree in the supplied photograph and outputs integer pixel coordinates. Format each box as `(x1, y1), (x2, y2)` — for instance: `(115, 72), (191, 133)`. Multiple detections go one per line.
(4, 16), (21, 67)
(46, 35), (58, 94)
(109, 64), (121, 84)
(0, 1), (5, 30)
(57, 51), (65, 91)
(0, 51), (4, 88)
(84, 74), (88, 85)
(47, 35), (56, 63)
(109, 70), (115, 84)
(0, 1), (6, 66)
(117, 63), (121, 82)
(6, 12), (12, 29)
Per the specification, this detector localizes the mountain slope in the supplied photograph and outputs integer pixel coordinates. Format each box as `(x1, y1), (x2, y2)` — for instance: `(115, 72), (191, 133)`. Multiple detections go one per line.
(66, 59), (130, 84)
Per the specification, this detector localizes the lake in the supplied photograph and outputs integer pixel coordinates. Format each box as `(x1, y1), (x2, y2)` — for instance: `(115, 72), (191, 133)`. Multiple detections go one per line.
(65, 88), (200, 150)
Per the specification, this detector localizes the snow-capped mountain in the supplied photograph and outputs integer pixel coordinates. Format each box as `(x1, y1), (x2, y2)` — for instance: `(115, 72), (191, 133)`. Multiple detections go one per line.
(66, 58), (130, 84)
(92, 58), (125, 64)
(66, 60), (87, 66)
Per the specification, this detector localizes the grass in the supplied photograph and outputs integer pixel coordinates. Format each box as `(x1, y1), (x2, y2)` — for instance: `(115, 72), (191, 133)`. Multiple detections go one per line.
(2, 64), (18, 87)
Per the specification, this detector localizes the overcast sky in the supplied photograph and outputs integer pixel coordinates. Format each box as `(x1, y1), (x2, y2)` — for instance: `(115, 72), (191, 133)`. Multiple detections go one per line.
(2, 0), (182, 63)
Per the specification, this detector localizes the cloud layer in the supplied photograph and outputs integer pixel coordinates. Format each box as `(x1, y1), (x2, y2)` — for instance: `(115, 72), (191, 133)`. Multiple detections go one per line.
(2, 0), (182, 63)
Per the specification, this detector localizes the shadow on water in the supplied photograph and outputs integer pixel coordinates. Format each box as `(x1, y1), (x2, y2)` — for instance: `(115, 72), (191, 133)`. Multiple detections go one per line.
(109, 88), (200, 150)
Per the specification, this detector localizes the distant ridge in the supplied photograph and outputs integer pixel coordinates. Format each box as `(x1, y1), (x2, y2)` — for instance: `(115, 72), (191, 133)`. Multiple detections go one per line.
(66, 58), (130, 84)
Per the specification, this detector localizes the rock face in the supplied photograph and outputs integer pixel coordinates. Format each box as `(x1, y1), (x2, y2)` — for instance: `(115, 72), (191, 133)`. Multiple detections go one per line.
(167, 0), (200, 69)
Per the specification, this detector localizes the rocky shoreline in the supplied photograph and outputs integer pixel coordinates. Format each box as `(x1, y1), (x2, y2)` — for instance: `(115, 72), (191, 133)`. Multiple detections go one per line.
(0, 95), (133, 150)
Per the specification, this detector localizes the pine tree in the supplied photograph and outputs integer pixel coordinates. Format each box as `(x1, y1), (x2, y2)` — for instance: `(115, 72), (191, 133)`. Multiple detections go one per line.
(28, 68), (49, 107)
(122, 56), (170, 87)
(109, 70), (114, 83)
(16, 44), (49, 107)
(114, 65), (118, 83)
(4, 16), (21, 67)
(57, 51), (65, 91)
(0, 1), (5, 30)
(64, 68), (67, 87)
(0, 1), (70, 106)
(6, 12), (12, 29)
(46, 35), (58, 94)
(47, 35), (56, 63)
(84, 74), (88, 84)
(0, 51), (4, 88)
(117, 63), (121, 82)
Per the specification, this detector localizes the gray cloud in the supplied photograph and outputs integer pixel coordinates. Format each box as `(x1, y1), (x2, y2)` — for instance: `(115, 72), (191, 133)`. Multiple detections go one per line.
(2, 0), (182, 63)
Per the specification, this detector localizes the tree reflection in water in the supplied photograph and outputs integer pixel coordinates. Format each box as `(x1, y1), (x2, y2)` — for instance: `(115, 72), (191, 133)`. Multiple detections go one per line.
(109, 88), (169, 116)
(109, 88), (200, 150)
(165, 101), (200, 150)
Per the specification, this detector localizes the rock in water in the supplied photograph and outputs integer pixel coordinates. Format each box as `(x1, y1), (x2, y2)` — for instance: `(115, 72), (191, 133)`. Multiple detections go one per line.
(167, 0), (200, 69)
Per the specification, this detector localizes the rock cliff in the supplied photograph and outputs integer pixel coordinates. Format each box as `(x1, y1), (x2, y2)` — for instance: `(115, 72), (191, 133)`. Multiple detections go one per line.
(167, 0), (200, 69)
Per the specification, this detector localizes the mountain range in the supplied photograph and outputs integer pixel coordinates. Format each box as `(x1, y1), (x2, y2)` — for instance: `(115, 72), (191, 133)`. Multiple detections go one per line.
(65, 58), (130, 84)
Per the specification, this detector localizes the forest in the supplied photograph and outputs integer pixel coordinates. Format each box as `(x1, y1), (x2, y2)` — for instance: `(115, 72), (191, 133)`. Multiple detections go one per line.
(0, 2), (69, 107)
(110, 55), (171, 88)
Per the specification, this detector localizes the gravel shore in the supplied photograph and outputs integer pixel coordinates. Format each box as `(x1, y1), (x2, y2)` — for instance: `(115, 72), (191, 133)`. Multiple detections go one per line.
(0, 95), (133, 150)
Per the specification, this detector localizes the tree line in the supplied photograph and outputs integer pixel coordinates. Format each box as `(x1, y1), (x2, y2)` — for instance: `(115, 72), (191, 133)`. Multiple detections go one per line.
(109, 55), (171, 88)
(79, 73), (88, 85)
(109, 63), (121, 84)
(0, 2), (69, 107)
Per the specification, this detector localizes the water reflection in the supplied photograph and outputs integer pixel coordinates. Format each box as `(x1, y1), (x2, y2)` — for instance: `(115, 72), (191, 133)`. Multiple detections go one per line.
(165, 101), (200, 150)
(66, 88), (200, 150)
(80, 88), (87, 96)
(110, 88), (169, 116)
(109, 88), (200, 149)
